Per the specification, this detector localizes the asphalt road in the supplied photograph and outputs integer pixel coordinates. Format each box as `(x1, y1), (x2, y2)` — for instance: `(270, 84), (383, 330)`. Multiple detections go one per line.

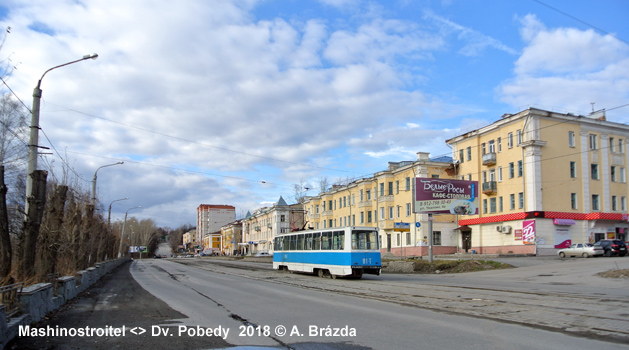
(7, 260), (229, 350)
(7, 255), (629, 350)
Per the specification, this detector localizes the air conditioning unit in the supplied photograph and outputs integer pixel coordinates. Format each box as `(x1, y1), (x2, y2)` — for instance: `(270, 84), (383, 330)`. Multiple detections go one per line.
(501, 225), (512, 234)
(496, 226), (503, 232)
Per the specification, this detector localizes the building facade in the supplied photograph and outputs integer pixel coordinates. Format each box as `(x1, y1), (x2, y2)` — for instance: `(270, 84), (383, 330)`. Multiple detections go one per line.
(241, 197), (305, 255)
(446, 108), (629, 255)
(302, 152), (459, 257)
(196, 204), (236, 250)
(220, 220), (243, 255)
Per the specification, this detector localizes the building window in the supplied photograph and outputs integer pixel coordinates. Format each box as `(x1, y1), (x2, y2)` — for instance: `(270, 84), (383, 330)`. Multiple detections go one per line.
(481, 143), (486, 155)
(611, 166), (617, 182)
(467, 146), (472, 161)
(620, 139), (625, 153)
(569, 131), (575, 147)
(517, 129), (522, 145)
(388, 182), (394, 195)
(589, 134), (597, 150)
(499, 196), (503, 212)
(367, 211), (372, 223)
(359, 189), (364, 201)
(483, 199), (488, 214)
(380, 207), (385, 221)
(488, 140), (495, 153)
(433, 231), (442, 245)
(316, 205), (319, 214)
(507, 132), (513, 148)
(497, 137), (502, 152)
(591, 164), (599, 180)
(592, 194), (600, 211)
(498, 166), (503, 182)
(621, 167), (627, 183)
(396, 181), (399, 194)
(517, 160), (523, 177)
(380, 183), (385, 196)
(360, 212), (364, 224)
(610, 137), (615, 152)
(406, 203), (411, 216)
(397, 205), (401, 218)
(389, 206), (394, 219)
(366, 190), (371, 200)
(570, 161), (577, 178)
(459, 149), (464, 163)
(467, 174), (472, 181)
(612, 196), (618, 211)
(518, 192), (524, 209)
(622, 196), (627, 211)
(432, 174), (440, 179)
(406, 232), (411, 245)
(405, 177), (411, 191)
(280, 215), (285, 222)
(510, 194), (515, 210)
(490, 198), (497, 213)
(509, 162), (515, 178)
(571, 193), (578, 209)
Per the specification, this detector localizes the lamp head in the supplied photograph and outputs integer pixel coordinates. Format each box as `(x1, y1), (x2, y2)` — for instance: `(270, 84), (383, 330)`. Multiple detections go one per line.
(83, 53), (99, 60)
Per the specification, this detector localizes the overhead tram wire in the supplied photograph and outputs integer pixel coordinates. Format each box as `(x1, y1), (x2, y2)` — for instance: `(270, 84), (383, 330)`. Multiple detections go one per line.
(45, 102), (360, 176)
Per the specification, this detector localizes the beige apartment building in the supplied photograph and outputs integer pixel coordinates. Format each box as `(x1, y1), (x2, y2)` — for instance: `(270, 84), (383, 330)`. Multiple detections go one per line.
(302, 152), (458, 257)
(196, 204), (236, 251)
(220, 220), (243, 255)
(241, 197), (305, 254)
(447, 107), (629, 255)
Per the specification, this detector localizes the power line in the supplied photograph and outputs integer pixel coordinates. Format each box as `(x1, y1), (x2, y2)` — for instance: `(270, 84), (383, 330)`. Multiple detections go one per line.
(532, 0), (629, 45)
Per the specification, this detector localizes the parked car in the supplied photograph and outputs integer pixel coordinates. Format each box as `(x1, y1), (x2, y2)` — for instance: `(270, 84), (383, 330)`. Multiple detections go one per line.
(593, 240), (627, 257)
(557, 243), (603, 258)
(254, 251), (272, 257)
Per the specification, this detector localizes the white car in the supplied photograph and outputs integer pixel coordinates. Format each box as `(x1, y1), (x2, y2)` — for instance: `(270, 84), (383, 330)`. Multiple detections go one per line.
(557, 243), (603, 258)
(254, 251), (272, 257)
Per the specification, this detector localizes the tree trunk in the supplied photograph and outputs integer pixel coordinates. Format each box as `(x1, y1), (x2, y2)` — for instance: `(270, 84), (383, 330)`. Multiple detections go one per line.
(18, 170), (48, 279)
(0, 166), (12, 279)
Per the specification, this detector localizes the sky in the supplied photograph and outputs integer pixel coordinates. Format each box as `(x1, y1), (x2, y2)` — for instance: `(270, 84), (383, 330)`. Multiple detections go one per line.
(0, 0), (627, 228)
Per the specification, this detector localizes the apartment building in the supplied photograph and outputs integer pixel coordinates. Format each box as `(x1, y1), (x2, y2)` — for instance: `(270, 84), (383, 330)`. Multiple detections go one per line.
(241, 196), (305, 254)
(302, 152), (458, 257)
(220, 220), (243, 255)
(196, 204), (235, 250)
(446, 108), (629, 255)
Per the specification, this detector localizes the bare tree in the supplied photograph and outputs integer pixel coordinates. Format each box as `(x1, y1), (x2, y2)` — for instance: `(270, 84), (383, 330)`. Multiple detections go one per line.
(318, 176), (330, 194)
(292, 178), (311, 204)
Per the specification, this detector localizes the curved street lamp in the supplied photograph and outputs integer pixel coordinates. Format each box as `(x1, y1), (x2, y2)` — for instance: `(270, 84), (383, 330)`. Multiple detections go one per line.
(92, 162), (124, 206)
(25, 53), (99, 213)
(108, 197), (129, 225)
(117, 206), (141, 258)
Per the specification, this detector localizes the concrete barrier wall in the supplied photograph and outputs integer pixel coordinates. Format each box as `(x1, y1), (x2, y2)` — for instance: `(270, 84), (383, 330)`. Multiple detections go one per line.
(0, 258), (130, 349)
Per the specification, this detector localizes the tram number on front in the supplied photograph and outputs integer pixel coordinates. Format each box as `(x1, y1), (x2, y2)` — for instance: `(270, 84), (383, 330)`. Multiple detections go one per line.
(362, 258), (372, 264)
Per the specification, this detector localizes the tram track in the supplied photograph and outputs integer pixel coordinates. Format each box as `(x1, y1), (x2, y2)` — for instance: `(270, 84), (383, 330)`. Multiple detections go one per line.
(169, 258), (629, 344)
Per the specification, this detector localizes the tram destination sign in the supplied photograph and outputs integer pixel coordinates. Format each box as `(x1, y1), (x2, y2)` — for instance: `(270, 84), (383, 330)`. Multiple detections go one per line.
(414, 178), (479, 215)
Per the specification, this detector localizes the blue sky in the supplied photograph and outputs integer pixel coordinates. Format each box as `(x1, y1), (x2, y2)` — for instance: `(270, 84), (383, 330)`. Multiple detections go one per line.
(0, 0), (628, 227)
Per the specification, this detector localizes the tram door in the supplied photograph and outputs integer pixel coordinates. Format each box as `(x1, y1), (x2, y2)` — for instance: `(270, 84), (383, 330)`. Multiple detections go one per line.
(461, 231), (472, 252)
(386, 234), (391, 253)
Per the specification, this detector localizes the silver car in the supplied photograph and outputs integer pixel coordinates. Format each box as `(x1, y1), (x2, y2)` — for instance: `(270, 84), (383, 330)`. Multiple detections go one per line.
(557, 243), (603, 258)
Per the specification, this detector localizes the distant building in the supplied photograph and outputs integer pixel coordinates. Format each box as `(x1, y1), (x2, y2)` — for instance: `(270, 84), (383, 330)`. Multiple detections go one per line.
(196, 204), (236, 250)
(221, 219), (243, 255)
(242, 196), (305, 254)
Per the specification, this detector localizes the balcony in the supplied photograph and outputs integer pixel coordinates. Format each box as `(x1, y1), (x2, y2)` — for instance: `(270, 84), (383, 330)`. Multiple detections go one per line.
(482, 181), (497, 195)
(482, 152), (497, 166)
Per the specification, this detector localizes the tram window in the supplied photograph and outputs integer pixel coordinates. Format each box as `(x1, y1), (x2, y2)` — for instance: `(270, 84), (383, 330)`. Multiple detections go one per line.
(313, 233), (321, 250)
(275, 237), (282, 251)
(283, 236), (290, 251)
(289, 235), (296, 250)
(351, 234), (357, 250)
(305, 233), (313, 250)
(352, 230), (379, 250)
(297, 234), (304, 250)
(321, 232), (331, 250)
(333, 231), (344, 250)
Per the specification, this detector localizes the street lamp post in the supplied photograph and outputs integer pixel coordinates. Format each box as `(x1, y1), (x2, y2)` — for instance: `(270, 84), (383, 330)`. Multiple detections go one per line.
(26, 53), (99, 213)
(92, 162), (124, 206)
(117, 206), (141, 258)
(108, 197), (129, 225)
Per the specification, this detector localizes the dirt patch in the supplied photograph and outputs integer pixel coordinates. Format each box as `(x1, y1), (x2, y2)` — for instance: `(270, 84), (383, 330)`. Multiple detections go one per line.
(409, 259), (514, 274)
(597, 269), (629, 279)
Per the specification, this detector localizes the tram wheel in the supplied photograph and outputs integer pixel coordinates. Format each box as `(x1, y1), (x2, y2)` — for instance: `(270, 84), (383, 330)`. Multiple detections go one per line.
(317, 269), (324, 278)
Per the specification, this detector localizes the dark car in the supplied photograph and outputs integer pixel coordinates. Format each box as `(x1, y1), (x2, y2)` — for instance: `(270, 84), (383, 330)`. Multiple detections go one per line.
(593, 240), (627, 257)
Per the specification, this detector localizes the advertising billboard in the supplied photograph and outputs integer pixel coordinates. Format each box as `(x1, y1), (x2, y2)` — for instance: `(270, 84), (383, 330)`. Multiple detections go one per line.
(414, 178), (479, 214)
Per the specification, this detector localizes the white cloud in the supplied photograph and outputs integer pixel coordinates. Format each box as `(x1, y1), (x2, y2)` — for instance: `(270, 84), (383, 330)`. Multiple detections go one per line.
(499, 14), (629, 119)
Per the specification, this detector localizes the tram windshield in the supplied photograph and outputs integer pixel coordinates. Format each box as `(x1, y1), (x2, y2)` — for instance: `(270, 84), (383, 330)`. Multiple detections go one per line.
(351, 230), (379, 250)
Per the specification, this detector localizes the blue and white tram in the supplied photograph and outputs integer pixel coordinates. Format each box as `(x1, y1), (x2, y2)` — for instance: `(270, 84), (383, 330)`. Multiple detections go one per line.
(273, 226), (381, 279)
